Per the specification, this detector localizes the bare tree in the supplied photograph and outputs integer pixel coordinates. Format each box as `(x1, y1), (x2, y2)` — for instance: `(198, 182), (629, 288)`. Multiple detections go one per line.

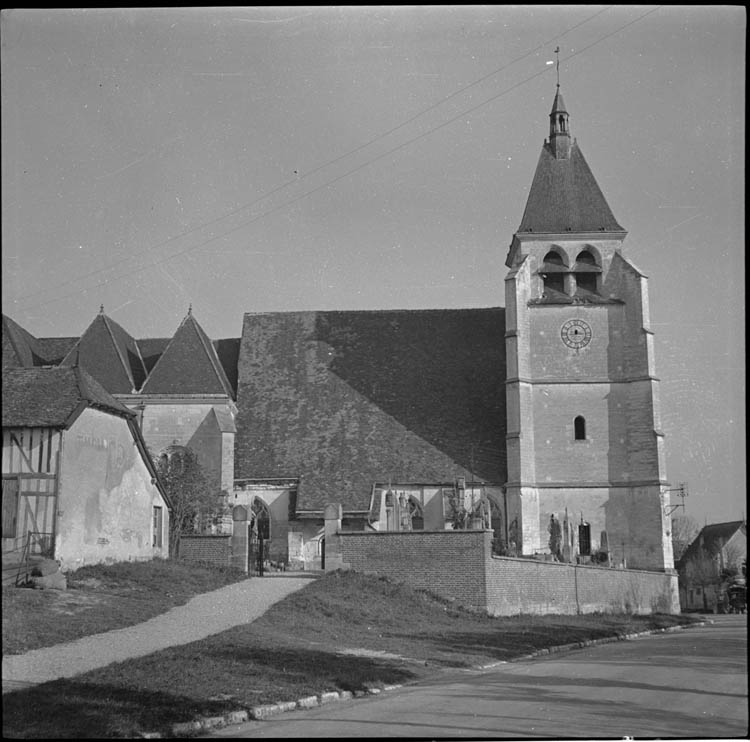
(153, 447), (215, 557)
(671, 515), (700, 563)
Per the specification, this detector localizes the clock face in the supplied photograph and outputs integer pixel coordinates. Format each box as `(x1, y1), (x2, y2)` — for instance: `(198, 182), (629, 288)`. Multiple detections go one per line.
(561, 319), (592, 349)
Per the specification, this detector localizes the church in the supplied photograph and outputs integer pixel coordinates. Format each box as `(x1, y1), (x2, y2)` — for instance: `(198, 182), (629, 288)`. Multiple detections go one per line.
(1, 86), (675, 573)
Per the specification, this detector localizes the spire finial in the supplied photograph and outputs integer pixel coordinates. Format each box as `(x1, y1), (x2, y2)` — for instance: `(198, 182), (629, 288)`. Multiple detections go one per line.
(554, 46), (560, 88)
(99, 304), (105, 314)
(188, 303), (192, 315)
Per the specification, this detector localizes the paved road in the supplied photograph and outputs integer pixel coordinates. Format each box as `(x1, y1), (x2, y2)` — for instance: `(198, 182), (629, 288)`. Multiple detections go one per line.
(206, 615), (748, 739)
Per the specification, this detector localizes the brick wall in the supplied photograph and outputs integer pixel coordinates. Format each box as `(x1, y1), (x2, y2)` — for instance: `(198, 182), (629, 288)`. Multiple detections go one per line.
(335, 529), (679, 615)
(178, 535), (232, 568)
(337, 530), (489, 611)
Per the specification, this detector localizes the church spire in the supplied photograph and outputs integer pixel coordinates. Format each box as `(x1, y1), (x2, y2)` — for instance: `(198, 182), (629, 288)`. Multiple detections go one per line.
(548, 85), (571, 159)
(548, 46), (571, 159)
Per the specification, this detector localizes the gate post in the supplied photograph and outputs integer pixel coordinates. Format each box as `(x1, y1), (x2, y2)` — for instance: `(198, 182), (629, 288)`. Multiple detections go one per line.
(323, 503), (345, 572)
(231, 505), (249, 573)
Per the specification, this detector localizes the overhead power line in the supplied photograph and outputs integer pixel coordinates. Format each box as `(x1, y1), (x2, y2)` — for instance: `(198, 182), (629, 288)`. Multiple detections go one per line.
(10, 5), (660, 313)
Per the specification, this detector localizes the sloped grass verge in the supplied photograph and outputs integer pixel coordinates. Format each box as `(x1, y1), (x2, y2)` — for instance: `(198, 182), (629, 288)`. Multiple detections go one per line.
(3, 571), (700, 738)
(2, 558), (247, 655)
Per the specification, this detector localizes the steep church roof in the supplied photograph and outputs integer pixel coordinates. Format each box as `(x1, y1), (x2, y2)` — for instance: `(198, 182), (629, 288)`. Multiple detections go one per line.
(60, 308), (148, 393)
(140, 309), (234, 398)
(234, 308), (507, 512)
(517, 88), (625, 234)
(2, 314), (45, 370)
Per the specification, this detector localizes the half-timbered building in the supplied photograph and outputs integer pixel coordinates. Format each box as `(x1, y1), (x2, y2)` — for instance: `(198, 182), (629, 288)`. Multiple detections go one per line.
(2, 366), (170, 572)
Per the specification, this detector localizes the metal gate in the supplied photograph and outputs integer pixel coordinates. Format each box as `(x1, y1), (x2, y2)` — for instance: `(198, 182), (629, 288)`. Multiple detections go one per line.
(248, 526), (265, 577)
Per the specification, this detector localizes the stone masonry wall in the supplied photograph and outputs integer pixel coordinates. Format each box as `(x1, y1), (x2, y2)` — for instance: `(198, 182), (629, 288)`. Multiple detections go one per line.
(485, 554), (679, 615)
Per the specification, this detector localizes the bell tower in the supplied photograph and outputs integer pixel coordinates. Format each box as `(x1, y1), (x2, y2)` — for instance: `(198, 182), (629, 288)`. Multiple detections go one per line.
(503, 86), (673, 571)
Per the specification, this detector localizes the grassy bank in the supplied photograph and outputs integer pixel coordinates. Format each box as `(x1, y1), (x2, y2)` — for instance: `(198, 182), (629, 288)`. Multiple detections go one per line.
(2, 559), (247, 655)
(2, 566), (700, 739)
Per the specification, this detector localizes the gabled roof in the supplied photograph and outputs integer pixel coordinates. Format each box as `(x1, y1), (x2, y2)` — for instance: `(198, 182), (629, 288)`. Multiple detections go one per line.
(234, 308), (507, 512)
(517, 141), (625, 234)
(2, 314), (45, 370)
(139, 310), (234, 398)
(678, 520), (747, 568)
(2, 366), (134, 428)
(60, 311), (147, 393)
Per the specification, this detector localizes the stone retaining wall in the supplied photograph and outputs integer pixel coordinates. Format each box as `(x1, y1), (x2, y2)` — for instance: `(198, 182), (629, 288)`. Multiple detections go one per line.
(335, 529), (679, 615)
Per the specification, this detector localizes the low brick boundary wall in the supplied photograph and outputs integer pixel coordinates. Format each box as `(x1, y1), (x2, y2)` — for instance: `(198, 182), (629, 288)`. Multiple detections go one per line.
(335, 529), (679, 615)
(178, 535), (232, 568)
(336, 530), (488, 610)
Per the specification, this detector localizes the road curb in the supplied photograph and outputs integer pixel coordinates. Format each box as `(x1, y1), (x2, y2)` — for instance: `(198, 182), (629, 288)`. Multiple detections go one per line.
(147, 621), (708, 738)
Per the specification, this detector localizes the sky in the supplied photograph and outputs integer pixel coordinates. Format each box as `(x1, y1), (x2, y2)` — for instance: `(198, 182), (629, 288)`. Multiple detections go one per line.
(1, 6), (745, 526)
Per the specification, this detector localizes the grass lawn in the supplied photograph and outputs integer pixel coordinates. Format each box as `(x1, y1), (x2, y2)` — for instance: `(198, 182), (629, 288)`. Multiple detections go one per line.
(2, 565), (701, 739)
(2, 558), (248, 655)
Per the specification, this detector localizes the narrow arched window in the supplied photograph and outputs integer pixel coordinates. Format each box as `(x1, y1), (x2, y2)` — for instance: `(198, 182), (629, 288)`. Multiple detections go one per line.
(575, 250), (599, 294)
(251, 498), (271, 540)
(408, 497), (424, 531)
(574, 416), (586, 440)
(542, 251), (565, 294)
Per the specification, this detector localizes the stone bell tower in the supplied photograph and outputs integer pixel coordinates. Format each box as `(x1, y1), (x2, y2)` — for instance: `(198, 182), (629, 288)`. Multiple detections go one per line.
(503, 85), (673, 571)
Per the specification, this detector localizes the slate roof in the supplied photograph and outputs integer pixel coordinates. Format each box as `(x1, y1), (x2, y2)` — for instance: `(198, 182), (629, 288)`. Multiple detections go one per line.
(517, 141), (625, 234)
(140, 311), (235, 398)
(678, 521), (746, 568)
(234, 309), (507, 512)
(2, 314), (45, 370)
(35, 337), (79, 365)
(2, 366), (135, 428)
(136, 338), (171, 374)
(60, 312), (148, 393)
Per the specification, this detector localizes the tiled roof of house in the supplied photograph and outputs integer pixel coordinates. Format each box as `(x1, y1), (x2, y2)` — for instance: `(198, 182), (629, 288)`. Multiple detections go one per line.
(2, 366), (134, 428)
(140, 311), (234, 398)
(234, 309), (507, 512)
(517, 141), (624, 234)
(678, 520), (746, 568)
(2, 314), (44, 369)
(60, 311), (148, 393)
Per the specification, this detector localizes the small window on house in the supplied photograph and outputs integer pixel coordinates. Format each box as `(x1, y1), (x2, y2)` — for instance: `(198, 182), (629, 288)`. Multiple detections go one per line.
(152, 506), (163, 548)
(574, 416), (586, 440)
(579, 522), (591, 556)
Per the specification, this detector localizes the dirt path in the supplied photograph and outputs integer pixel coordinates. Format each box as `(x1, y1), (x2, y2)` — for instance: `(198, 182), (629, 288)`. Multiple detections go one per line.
(2, 575), (315, 693)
